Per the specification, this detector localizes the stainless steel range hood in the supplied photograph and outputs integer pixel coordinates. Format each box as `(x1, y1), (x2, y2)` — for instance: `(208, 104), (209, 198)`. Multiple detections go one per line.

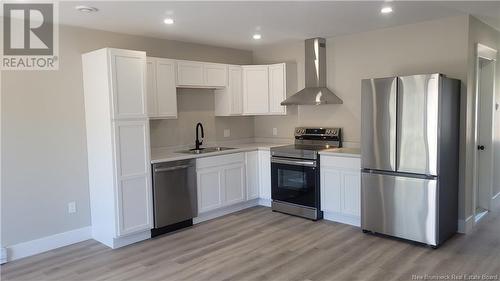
(281, 38), (343, 105)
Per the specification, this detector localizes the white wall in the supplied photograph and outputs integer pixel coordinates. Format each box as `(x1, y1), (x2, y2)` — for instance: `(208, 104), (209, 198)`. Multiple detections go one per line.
(253, 15), (470, 215)
(1, 25), (252, 247)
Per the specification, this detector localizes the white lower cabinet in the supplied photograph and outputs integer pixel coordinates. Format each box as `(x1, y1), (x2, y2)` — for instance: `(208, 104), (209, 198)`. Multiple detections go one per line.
(320, 155), (361, 227)
(245, 151), (260, 200)
(196, 153), (246, 214)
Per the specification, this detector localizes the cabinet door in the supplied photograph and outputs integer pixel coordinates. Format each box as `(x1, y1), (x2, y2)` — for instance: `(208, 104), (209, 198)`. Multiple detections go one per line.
(341, 170), (361, 217)
(156, 59), (177, 118)
(197, 167), (223, 213)
(243, 66), (269, 114)
(113, 120), (153, 236)
(110, 49), (147, 119)
(205, 63), (227, 87)
(268, 63), (286, 115)
(258, 150), (271, 200)
(177, 61), (204, 86)
(223, 163), (246, 206)
(146, 58), (157, 117)
(245, 151), (260, 200)
(320, 168), (342, 213)
(229, 66), (243, 115)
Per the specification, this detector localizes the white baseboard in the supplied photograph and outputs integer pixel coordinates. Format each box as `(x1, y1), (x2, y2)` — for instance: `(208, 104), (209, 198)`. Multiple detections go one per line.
(194, 199), (260, 224)
(458, 215), (474, 234)
(258, 198), (272, 207)
(323, 212), (361, 227)
(1, 248), (7, 264)
(112, 230), (151, 249)
(6, 226), (91, 262)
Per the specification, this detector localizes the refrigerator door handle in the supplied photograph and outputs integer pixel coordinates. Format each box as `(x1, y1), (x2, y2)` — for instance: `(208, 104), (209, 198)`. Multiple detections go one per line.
(361, 169), (437, 180)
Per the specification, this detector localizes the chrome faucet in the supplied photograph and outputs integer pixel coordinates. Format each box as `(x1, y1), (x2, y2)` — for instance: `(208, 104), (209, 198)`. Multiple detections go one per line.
(194, 122), (204, 150)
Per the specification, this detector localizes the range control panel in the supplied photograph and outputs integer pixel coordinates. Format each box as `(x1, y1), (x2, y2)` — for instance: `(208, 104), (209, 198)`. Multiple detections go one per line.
(294, 127), (341, 138)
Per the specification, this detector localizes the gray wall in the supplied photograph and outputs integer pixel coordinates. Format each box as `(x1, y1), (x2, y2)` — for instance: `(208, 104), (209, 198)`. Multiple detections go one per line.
(253, 16), (471, 218)
(1, 25), (252, 247)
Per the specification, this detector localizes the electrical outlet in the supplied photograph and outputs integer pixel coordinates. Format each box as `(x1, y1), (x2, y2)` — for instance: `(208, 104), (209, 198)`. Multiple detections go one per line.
(272, 128), (278, 136)
(68, 202), (76, 214)
(224, 129), (230, 138)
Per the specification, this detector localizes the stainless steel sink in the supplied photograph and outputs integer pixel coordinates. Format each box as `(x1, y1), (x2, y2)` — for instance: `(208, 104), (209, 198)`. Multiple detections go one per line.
(177, 147), (236, 155)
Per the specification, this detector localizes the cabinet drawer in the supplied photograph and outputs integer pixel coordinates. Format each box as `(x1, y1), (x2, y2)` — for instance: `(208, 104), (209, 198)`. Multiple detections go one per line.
(197, 152), (245, 169)
(321, 156), (360, 170)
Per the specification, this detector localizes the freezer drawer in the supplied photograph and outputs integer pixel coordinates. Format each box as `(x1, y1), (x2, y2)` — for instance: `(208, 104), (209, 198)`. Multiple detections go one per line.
(361, 172), (438, 246)
(361, 77), (397, 171)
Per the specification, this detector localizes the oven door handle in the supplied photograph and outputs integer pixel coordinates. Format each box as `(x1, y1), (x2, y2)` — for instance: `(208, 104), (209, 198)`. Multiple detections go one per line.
(271, 157), (317, 167)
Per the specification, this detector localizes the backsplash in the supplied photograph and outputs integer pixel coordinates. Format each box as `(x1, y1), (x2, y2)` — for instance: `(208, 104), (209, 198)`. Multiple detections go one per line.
(149, 89), (254, 148)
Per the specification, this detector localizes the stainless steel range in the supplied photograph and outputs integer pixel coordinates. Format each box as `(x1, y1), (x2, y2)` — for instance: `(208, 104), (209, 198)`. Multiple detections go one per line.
(270, 127), (342, 220)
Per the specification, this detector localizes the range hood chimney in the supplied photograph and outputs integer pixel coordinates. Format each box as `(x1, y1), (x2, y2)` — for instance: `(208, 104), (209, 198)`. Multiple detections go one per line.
(281, 38), (343, 105)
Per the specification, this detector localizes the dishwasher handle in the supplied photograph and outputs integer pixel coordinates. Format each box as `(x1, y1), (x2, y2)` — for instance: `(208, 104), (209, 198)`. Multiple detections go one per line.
(154, 164), (193, 173)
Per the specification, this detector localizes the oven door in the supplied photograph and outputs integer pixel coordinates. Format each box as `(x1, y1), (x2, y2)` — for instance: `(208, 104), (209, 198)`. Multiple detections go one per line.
(271, 157), (318, 208)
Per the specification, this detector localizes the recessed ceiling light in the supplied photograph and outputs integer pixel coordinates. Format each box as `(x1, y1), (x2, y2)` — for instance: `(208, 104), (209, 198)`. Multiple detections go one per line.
(253, 34), (262, 40)
(75, 5), (98, 13)
(381, 6), (393, 14)
(164, 18), (174, 25)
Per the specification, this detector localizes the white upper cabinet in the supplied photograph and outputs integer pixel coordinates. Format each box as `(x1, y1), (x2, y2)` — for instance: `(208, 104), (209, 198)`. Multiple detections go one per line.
(215, 66), (243, 116)
(204, 63), (227, 87)
(242, 65), (270, 114)
(176, 60), (227, 88)
(176, 60), (205, 87)
(146, 57), (177, 119)
(109, 49), (147, 119)
(268, 63), (287, 115)
(242, 64), (288, 116)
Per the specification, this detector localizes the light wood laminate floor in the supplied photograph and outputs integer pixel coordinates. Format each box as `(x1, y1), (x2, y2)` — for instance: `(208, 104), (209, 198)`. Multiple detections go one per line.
(2, 204), (500, 281)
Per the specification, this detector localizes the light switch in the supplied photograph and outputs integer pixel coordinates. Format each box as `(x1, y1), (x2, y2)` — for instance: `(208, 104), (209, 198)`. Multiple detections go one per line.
(272, 128), (278, 136)
(224, 129), (230, 138)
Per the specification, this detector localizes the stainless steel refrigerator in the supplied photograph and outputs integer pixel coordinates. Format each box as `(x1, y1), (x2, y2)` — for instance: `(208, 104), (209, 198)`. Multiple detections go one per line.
(361, 73), (460, 247)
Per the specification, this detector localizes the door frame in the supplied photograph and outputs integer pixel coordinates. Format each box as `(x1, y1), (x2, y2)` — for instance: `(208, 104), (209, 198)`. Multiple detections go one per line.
(472, 43), (497, 223)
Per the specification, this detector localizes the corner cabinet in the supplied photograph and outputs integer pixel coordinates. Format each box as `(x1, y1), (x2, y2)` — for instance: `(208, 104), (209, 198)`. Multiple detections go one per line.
(320, 155), (361, 227)
(196, 153), (246, 213)
(82, 48), (153, 249)
(214, 66), (243, 116)
(146, 57), (177, 119)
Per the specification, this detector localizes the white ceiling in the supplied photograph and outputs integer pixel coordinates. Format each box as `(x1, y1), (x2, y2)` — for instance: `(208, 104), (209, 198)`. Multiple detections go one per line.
(59, 1), (500, 51)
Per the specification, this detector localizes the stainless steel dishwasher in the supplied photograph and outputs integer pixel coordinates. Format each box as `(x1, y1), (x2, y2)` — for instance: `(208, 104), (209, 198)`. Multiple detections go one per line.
(151, 159), (197, 237)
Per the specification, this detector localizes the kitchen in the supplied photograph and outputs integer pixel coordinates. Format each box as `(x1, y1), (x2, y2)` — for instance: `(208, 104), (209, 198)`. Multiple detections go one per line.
(2, 1), (500, 280)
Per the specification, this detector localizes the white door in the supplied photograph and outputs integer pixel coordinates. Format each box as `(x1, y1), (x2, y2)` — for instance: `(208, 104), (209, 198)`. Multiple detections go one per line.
(156, 59), (177, 118)
(258, 151), (272, 200)
(320, 168), (342, 213)
(223, 163), (246, 206)
(245, 151), (260, 200)
(229, 66), (243, 115)
(243, 66), (269, 114)
(113, 120), (153, 236)
(146, 58), (158, 117)
(110, 49), (147, 119)
(268, 63), (286, 115)
(177, 61), (204, 86)
(476, 56), (496, 216)
(197, 167), (223, 213)
(205, 63), (227, 87)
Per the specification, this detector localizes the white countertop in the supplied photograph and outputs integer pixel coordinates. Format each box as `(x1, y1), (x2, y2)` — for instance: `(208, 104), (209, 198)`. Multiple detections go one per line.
(319, 147), (361, 158)
(151, 142), (290, 164)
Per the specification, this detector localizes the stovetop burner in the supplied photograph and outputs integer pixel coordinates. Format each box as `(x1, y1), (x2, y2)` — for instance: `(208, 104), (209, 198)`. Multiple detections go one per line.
(271, 127), (342, 160)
